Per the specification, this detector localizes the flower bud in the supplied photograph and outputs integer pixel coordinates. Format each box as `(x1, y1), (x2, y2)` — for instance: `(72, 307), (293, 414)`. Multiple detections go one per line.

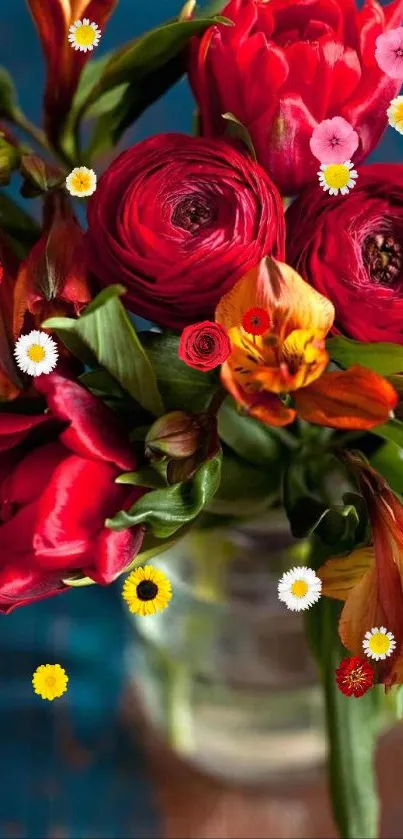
(146, 410), (220, 484)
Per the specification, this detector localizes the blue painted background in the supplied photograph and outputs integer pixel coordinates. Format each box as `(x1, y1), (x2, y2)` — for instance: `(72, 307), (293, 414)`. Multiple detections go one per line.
(0, 0), (401, 836)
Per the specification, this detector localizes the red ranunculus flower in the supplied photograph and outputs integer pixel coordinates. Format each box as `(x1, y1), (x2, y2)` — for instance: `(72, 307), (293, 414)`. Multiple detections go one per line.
(85, 133), (285, 329)
(179, 321), (231, 371)
(335, 656), (374, 698)
(0, 374), (145, 613)
(286, 163), (403, 344)
(189, 0), (403, 195)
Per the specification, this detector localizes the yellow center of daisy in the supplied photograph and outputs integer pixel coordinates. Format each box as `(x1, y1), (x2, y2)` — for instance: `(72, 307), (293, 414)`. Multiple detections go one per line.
(27, 344), (45, 362)
(368, 632), (391, 656)
(74, 24), (96, 46)
(291, 579), (308, 598)
(391, 100), (403, 127)
(323, 164), (350, 190)
(72, 172), (92, 192)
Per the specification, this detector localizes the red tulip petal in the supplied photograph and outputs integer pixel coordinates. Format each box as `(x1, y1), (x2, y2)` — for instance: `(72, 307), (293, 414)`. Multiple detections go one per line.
(0, 558), (67, 614)
(2, 442), (66, 506)
(35, 374), (136, 470)
(87, 522), (145, 585)
(0, 413), (51, 452)
(33, 455), (124, 569)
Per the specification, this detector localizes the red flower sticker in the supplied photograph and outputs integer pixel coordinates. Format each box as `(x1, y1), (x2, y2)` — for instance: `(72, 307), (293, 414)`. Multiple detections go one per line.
(242, 307), (270, 336)
(179, 321), (231, 372)
(335, 656), (374, 698)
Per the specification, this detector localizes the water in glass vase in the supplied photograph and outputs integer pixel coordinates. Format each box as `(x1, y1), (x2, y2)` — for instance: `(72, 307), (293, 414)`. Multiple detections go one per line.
(128, 513), (326, 785)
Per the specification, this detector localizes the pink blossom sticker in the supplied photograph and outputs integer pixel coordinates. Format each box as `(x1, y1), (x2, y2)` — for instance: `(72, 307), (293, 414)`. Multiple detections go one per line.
(310, 117), (359, 164)
(375, 28), (403, 79)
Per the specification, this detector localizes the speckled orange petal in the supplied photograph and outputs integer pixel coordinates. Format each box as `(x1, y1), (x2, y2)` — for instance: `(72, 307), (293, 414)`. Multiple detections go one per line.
(220, 361), (296, 426)
(215, 257), (334, 340)
(318, 548), (374, 601)
(295, 365), (397, 429)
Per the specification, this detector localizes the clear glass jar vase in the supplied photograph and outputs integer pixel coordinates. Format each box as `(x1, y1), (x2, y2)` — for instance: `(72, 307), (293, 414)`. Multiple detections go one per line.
(128, 513), (326, 785)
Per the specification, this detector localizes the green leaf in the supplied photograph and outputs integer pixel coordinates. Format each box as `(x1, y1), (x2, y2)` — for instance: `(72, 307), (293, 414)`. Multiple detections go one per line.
(0, 191), (40, 258)
(116, 467), (166, 489)
(395, 685), (403, 720)
(222, 113), (257, 161)
(218, 397), (285, 467)
(209, 449), (280, 516)
(19, 154), (65, 195)
(77, 16), (230, 161)
(106, 453), (222, 537)
(141, 331), (217, 413)
(327, 336), (403, 375)
(91, 17), (229, 93)
(284, 454), (366, 549)
(0, 68), (18, 118)
(372, 418), (403, 450)
(43, 286), (164, 417)
(306, 595), (380, 839)
(370, 439), (403, 494)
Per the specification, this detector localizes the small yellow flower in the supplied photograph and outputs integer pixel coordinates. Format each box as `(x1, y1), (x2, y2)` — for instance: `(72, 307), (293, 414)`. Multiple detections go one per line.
(362, 627), (396, 661)
(122, 566), (172, 616)
(32, 664), (69, 701)
(318, 161), (358, 196)
(68, 18), (101, 52)
(387, 95), (403, 135)
(66, 166), (97, 198)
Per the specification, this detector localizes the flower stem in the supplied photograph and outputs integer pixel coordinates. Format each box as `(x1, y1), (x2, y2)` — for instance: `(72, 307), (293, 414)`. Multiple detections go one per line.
(11, 109), (51, 154)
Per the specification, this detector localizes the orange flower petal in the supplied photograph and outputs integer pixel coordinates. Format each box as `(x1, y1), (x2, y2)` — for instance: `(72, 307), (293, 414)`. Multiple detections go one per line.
(215, 257), (334, 340)
(318, 547), (374, 601)
(295, 365), (397, 429)
(13, 195), (91, 337)
(220, 361), (296, 426)
(339, 568), (379, 656)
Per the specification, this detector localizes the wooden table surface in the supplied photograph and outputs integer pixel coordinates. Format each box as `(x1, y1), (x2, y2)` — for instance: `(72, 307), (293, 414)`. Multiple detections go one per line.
(142, 722), (403, 838)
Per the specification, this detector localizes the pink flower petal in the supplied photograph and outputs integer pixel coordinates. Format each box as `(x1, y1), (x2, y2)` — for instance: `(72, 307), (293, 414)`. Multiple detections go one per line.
(310, 117), (359, 164)
(375, 28), (403, 78)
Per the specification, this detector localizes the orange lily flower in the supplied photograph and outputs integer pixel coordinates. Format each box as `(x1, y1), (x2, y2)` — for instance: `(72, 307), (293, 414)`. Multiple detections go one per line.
(215, 258), (397, 428)
(319, 459), (403, 687)
(13, 192), (91, 337)
(26, 0), (117, 147)
(0, 238), (23, 400)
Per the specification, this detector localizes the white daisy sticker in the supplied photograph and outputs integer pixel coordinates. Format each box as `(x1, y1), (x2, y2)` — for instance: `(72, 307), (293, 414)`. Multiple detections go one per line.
(362, 627), (396, 661)
(318, 161), (358, 196)
(14, 331), (58, 377)
(68, 18), (101, 52)
(277, 566), (322, 612)
(66, 167), (97, 198)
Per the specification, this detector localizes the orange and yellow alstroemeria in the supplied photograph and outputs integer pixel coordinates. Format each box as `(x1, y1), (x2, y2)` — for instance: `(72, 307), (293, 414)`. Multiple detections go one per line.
(319, 460), (403, 687)
(215, 258), (397, 428)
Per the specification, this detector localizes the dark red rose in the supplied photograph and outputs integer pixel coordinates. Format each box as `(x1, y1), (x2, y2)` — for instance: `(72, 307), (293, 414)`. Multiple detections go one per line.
(179, 321), (231, 371)
(189, 0), (403, 195)
(0, 374), (145, 613)
(85, 133), (285, 329)
(286, 163), (403, 344)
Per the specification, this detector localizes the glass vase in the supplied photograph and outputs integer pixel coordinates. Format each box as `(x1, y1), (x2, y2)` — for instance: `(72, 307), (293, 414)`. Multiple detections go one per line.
(128, 512), (326, 785)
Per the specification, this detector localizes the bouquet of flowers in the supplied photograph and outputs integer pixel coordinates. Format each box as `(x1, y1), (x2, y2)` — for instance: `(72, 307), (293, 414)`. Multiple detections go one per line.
(2, 0), (403, 832)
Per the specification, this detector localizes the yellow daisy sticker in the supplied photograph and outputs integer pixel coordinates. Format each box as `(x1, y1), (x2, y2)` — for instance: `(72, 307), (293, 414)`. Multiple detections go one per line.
(32, 664), (69, 701)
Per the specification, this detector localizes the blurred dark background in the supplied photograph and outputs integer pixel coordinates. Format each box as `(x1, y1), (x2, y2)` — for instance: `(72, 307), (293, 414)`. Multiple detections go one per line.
(0, 1), (402, 838)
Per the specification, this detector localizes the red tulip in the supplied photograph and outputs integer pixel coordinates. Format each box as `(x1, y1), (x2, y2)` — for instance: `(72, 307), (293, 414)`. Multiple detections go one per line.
(189, 0), (403, 194)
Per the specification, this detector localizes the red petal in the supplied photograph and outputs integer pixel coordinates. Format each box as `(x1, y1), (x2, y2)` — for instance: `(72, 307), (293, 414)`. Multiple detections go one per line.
(0, 413), (51, 452)
(86, 522), (145, 585)
(35, 374), (136, 471)
(33, 455), (124, 569)
(0, 556), (66, 614)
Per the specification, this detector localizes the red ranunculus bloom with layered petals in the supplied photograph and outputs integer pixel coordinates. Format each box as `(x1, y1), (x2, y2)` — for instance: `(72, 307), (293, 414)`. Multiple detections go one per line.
(286, 164), (403, 344)
(189, 0), (403, 195)
(85, 133), (285, 329)
(0, 374), (145, 613)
